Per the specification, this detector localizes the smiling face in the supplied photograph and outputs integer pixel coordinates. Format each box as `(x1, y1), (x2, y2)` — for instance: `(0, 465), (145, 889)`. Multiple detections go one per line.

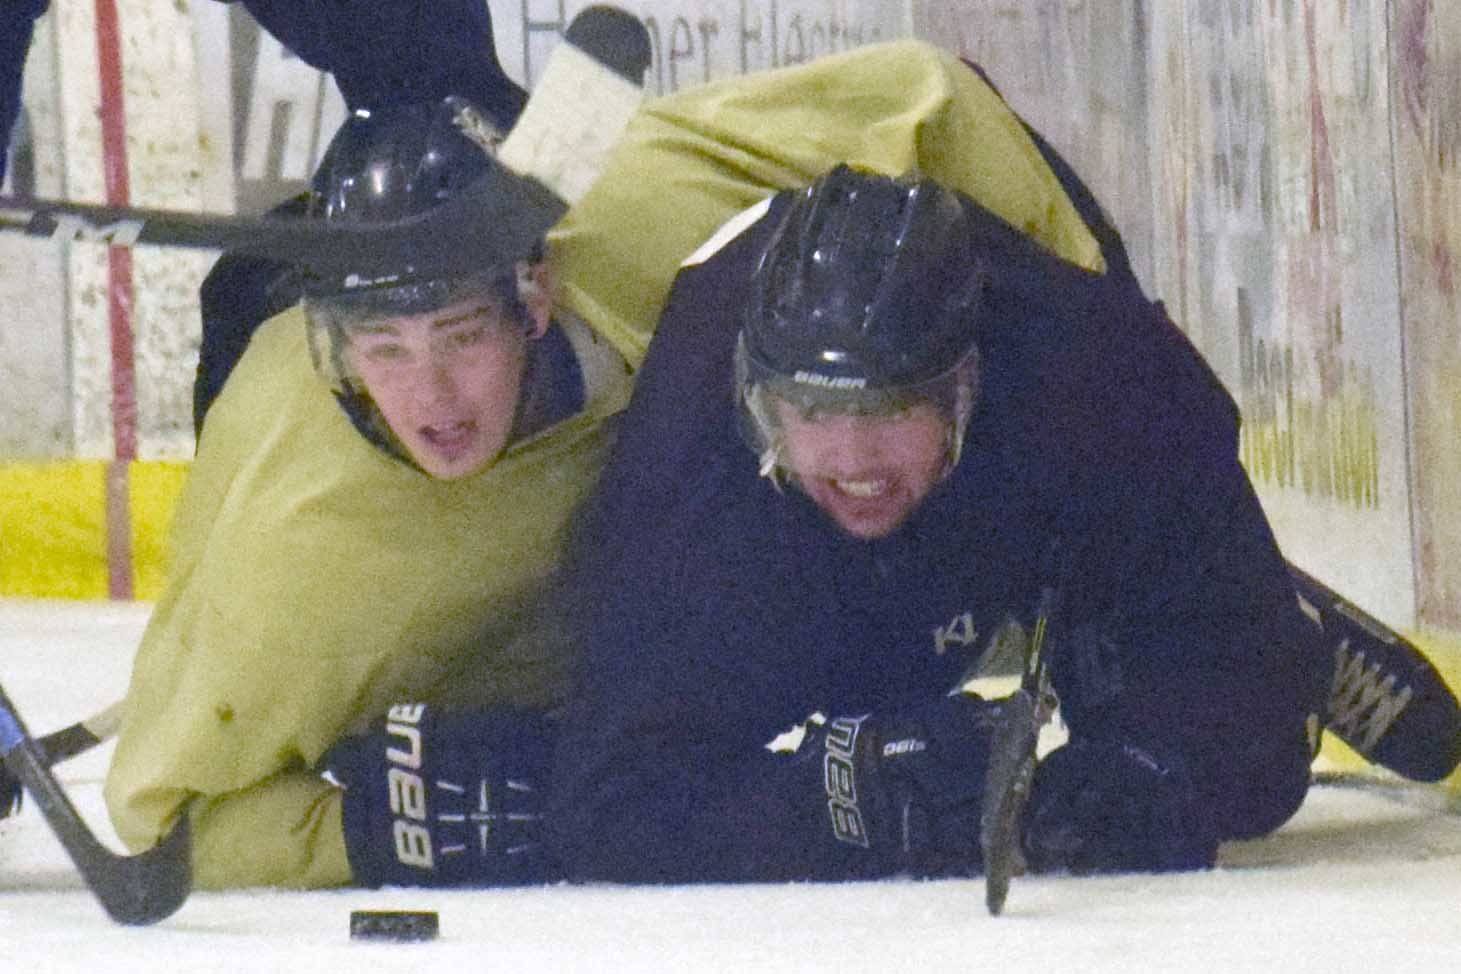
(344, 296), (534, 479)
(770, 397), (950, 539)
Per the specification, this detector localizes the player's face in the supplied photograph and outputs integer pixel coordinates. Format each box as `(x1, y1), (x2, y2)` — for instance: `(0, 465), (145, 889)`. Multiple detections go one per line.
(345, 296), (530, 479)
(772, 398), (949, 539)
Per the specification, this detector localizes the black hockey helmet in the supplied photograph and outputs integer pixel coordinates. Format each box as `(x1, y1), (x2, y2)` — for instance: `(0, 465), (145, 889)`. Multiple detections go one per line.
(737, 165), (986, 473)
(300, 96), (543, 463)
(301, 95), (528, 314)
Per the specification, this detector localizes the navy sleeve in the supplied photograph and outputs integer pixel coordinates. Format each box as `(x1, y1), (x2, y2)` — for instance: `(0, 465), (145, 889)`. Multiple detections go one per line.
(0, 0), (47, 182)
(237, 0), (525, 125)
(550, 593), (900, 884)
(1012, 281), (1320, 843)
(958, 67), (1319, 831)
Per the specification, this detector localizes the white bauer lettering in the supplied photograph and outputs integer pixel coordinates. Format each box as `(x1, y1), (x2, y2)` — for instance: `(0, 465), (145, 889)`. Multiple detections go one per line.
(882, 738), (927, 758)
(385, 721), (422, 769)
(824, 753), (856, 802)
(383, 702), (433, 870)
(823, 716), (870, 848)
(793, 370), (867, 390)
(387, 702), (427, 723)
(387, 767), (428, 820)
(393, 820), (434, 869)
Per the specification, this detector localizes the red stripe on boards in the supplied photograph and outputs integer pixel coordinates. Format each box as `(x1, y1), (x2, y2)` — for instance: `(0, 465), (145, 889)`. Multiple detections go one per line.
(94, 0), (136, 599)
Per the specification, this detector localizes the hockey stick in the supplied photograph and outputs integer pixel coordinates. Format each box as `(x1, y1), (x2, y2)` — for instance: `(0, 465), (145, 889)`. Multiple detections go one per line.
(1, 682), (190, 925)
(36, 699), (123, 765)
(36, 699), (123, 764)
(0, 6), (651, 278)
(0, 160), (563, 273)
(2, 700), (125, 819)
(979, 564), (1060, 916)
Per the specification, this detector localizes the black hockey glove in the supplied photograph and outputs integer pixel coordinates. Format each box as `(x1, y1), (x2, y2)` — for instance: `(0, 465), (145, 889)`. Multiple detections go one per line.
(323, 704), (558, 888)
(1021, 738), (1219, 875)
(799, 692), (1007, 877)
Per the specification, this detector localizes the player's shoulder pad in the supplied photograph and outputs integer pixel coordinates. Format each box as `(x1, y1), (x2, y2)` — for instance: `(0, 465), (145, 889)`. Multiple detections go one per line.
(680, 195), (775, 269)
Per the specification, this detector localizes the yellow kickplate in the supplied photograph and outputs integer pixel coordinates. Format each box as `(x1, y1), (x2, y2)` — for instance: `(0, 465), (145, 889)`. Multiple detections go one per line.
(0, 460), (186, 601)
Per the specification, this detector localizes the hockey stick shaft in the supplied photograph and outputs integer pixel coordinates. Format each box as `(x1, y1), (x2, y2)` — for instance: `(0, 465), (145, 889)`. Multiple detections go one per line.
(1, 702), (123, 824)
(34, 699), (123, 765)
(0, 195), (317, 254)
(0, 683), (191, 925)
(980, 544), (1063, 917)
(0, 159), (566, 272)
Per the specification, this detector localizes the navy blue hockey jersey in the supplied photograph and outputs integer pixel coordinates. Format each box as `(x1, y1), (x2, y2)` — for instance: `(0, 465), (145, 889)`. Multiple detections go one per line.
(544, 182), (1323, 883)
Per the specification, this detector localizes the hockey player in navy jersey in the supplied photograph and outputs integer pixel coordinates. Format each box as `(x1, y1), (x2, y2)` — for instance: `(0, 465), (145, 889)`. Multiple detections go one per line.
(539, 160), (1460, 883)
(539, 164), (1321, 880)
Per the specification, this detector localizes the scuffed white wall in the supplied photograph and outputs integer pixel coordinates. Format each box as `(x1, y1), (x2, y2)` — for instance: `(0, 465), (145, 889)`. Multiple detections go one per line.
(2, 1), (215, 461)
(491, 0), (907, 90)
(913, 1), (1418, 630)
(0, 15), (68, 456)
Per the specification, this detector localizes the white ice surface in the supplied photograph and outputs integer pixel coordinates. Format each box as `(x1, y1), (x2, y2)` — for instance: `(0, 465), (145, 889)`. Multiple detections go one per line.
(2, 599), (1459, 973)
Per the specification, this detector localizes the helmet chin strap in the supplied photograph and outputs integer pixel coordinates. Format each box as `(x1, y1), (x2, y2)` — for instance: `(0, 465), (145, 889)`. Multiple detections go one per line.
(939, 421), (964, 481)
(939, 352), (982, 479)
(334, 382), (422, 472)
(757, 441), (787, 490)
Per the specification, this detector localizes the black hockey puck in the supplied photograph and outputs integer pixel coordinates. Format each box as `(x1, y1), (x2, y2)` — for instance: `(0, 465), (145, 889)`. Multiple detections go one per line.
(349, 910), (439, 942)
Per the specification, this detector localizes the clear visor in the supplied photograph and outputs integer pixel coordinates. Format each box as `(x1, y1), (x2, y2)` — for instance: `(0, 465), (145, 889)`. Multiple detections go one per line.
(304, 267), (521, 396)
(735, 333), (981, 479)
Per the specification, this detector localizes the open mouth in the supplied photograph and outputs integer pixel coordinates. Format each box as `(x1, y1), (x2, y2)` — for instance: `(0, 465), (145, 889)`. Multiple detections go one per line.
(804, 473), (915, 538)
(419, 421), (477, 457)
(832, 478), (890, 499)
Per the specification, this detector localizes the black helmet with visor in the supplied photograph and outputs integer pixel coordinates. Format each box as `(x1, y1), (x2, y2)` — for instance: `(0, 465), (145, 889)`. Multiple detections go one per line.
(301, 96), (540, 459)
(737, 164), (986, 479)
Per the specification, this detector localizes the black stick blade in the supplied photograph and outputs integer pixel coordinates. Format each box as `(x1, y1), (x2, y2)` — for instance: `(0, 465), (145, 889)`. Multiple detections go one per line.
(2, 687), (192, 925)
(93, 815), (192, 926)
(980, 689), (1040, 916)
